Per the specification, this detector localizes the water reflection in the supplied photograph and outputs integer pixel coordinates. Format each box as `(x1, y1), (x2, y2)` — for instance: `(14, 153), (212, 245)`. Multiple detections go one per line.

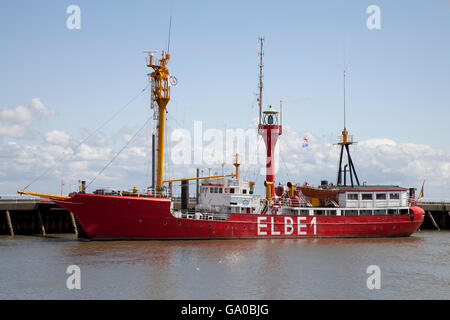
(0, 232), (448, 299)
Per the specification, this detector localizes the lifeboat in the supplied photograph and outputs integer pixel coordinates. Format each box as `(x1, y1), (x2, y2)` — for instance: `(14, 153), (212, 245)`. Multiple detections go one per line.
(297, 185), (339, 199)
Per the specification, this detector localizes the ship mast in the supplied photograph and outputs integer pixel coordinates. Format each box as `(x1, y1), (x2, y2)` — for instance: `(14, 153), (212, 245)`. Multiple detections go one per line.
(258, 37), (264, 125)
(256, 38), (282, 202)
(146, 51), (171, 196)
(336, 69), (360, 187)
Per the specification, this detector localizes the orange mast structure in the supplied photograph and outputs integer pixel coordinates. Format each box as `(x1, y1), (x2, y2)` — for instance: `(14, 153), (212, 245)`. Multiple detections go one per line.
(146, 51), (171, 195)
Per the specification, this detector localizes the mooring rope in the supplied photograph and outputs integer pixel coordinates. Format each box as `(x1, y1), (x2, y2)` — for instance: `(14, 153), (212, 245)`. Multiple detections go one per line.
(21, 84), (149, 191)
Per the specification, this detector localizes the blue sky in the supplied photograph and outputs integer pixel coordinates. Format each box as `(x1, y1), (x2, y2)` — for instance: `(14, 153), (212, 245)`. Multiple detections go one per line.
(0, 0), (449, 198)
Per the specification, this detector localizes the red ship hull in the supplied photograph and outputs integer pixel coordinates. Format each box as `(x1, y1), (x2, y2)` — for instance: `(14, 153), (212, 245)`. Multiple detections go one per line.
(53, 193), (425, 240)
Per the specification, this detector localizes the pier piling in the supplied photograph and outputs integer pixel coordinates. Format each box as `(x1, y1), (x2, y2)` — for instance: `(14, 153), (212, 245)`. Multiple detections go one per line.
(69, 212), (78, 237)
(5, 210), (14, 236)
(427, 210), (440, 231)
(36, 209), (46, 236)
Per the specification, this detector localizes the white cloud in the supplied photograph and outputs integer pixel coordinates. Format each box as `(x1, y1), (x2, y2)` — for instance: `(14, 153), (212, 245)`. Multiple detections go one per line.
(0, 98), (53, 138)
(30, 98), (52, 117)
(1, 120), (449, 200)
(76, 144), (112, 161)
(44, 130), (71, 146)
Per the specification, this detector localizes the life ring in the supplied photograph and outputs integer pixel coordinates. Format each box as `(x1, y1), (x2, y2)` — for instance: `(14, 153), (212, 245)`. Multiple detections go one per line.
(271, 208), (278, 215)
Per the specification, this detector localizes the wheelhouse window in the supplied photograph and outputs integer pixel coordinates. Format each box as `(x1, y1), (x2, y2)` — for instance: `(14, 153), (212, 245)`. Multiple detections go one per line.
(376, 193), (387, 200)
(388, 209), (397, 215)
(362, 193), (373, 200)
(347, 193), (358, 200)
(389, 193), (400, 200)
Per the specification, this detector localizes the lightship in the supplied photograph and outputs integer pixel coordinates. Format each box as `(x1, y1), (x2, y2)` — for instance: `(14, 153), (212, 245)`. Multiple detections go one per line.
(18, 40), (424, 239)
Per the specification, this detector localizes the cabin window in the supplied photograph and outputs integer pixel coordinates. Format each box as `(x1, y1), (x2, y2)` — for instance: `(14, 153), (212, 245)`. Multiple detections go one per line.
(300, 210), (309, 216)
(362, 193), (373, 200)
(347, 193), (358, 200)
(345, 210), (358, 216)
(327, 210), (337, 216)
(210, 187), (214, 193)
(230, 188), (235, 194)
(388, 209), (397, 215)
(376, 193), (387, 200)
(315, 210), (324, 216)
(243, 189), (247, 194)
(399, 209), (409, 215)
(389, 193), (400, 200)
(214, 187), (218, 193)
(218, 188), (223, 193)
(374, 209), (386, 215)
(360, 210), (373, 216)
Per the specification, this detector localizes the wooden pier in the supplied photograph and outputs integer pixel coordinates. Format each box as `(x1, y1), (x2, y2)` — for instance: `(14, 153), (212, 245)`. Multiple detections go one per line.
(417, 201), (450, 231)
(0, 198), (449, 236)
(0, 198), (80, 236)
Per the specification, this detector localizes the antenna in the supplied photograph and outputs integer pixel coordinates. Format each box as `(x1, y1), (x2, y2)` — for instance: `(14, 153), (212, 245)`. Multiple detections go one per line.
(167, 15), (172, 53)
(258, 37), (264, 126)
(343, 69), (346, 129)
(280, 99), (283, 127)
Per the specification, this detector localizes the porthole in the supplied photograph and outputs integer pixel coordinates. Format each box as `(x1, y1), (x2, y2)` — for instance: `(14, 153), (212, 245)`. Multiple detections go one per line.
(178, 222), (182, 227)
(209, 224), (212, 228)
(163, 220), (168, 225)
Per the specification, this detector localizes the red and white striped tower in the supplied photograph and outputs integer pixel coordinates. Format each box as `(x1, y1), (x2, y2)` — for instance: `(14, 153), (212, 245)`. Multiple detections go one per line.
(258, 106), (282, 200)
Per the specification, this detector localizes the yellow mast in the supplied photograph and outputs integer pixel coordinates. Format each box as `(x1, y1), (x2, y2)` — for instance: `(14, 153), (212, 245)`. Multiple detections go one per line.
(146, 51), (171, 196)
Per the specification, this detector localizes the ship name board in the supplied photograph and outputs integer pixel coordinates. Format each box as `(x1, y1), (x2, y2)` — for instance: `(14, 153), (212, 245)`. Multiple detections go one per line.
(257, 216), (317, 236)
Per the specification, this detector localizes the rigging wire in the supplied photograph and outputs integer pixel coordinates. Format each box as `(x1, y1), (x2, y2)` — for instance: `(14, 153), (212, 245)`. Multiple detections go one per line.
(87, 116), (153, 189)
(21, 84), (150, 191)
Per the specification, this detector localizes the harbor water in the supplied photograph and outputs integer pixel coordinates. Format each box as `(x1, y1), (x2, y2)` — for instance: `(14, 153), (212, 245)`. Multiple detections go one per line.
(0, 231), (449, 300)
